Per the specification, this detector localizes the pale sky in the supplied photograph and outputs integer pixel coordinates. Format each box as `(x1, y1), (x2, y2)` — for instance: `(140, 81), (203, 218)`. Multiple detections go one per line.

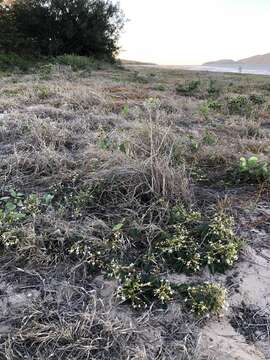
(119, 0), (270, 65)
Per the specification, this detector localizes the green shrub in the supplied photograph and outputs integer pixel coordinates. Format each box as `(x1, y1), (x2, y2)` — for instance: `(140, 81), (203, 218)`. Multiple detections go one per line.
(204, 214), (241, 272)
(207, 99), (222, 111)
(55, 54), (96, 71)
(0, 190), (53, 249)
(153, 84), (166, 91)
(176, 80), (201, 96)
(116, 273), (153, 309)
(249, 94), (265, 105)
(207, 79), (221, 98)
(178, 283), (226, 316)
(170, 205), (201, 224)
(227, 96), (251, 116)
(160, 208), (240, 274)
(0, 53), (33, 72)
(154, 279), (174, 304)
(158, 225), (202, 273)
(0, 190), (53, 226)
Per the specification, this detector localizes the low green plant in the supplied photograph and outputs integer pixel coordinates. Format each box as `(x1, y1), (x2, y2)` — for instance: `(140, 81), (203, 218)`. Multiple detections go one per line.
(0, 190), (53, 249)
(178, 283), (226, 316)
(144, 97), (161, 110)
(116, 273), (152, 309)
(207, 99), (222, 111)
(202, 130), (218, 145)
(207, 79), (221, 98)
(110, 261), (174, 308)
(176, 80), (201, 96)
(158, 225), (202, 273)
(0, 229), (22, 250)
(34, 85), (50, 100)
(188, 134), (200, 152)
(0, 190), (53, 225)
(154, 279), (174, 304)
(39, 63), (55, 79)
(55, 54), (96, 71)
(165, 207), (241, 274)
(199, 103), (210, 120)
(153, 84), (166, 91)
(121, 104), (129, 116)
(97, 127), (112, 150)
(0, 190), (26, 224)
(239, 156), (269, 181)
(69, 241), (103, 268)
(249, 94), (265, 105)
(170, 205), (201, 224)
(204, 214), (241, 272)
(227, 96), (251, 116)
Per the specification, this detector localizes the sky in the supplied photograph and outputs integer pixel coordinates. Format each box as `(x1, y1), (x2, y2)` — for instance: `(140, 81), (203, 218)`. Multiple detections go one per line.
(119, 0), (270, 65)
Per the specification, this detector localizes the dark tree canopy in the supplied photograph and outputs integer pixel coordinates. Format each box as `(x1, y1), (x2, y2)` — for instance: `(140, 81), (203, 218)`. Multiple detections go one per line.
(0, 0), (124, 60)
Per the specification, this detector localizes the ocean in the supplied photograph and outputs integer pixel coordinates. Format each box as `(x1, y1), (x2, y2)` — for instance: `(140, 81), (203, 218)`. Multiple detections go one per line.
(127, 64), (270, 76)
(166, 64), (270, 76)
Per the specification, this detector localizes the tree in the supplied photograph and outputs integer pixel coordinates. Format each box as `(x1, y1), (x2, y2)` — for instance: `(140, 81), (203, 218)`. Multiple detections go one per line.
(0, 0), (124, 60)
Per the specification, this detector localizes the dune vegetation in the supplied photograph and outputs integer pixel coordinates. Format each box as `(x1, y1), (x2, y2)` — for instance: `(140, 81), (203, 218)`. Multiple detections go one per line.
(0, 56), (270, 359)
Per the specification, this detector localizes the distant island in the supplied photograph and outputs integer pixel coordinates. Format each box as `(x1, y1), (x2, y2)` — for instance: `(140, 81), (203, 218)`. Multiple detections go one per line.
(203, 52), (270, 66)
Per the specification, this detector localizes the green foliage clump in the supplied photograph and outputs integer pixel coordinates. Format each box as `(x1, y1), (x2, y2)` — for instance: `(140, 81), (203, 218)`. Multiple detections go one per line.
(176, 80), (201, 96)
(226, 95), (251, 116)
(121, 104), (129, 116)
(199, 103), (210, 120)
(207, 99), (222, 111)
(109, 261), (174, 309)
(249, 94), (265, 105)
(179, 283), (226, 316)
(55, 54), (97, 71)
(39, 63), (55, 79)
(170, 205), (201, 224)
(0, 53), (33, 72)
(0, 190), (51, 226)
(0, 190), (53, 249)
(34, 85), (50, 100)
(202, 130), (218, 145)
(116, 273), (152, 309)
(207, 79), (221, 98)
(156, 206), (241, 274)
(154, 279), (174, 304)
(204, 214), (241, 272)
(19, 183), (238, 315)
(159, 225), (202, 273)
(69, 242), (104, 268)
(239, 156), (269, 182)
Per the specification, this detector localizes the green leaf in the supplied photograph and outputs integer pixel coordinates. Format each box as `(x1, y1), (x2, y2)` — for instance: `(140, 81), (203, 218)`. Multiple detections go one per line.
(42, 193), (54, 204)
(113, 223), (124, 232)
(239, 157), (247, 171)
(5, 202), (16, 211)
(247, 156), (258, 167)
(0, 196), (10, 202)
(9, 189), (17, 198)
